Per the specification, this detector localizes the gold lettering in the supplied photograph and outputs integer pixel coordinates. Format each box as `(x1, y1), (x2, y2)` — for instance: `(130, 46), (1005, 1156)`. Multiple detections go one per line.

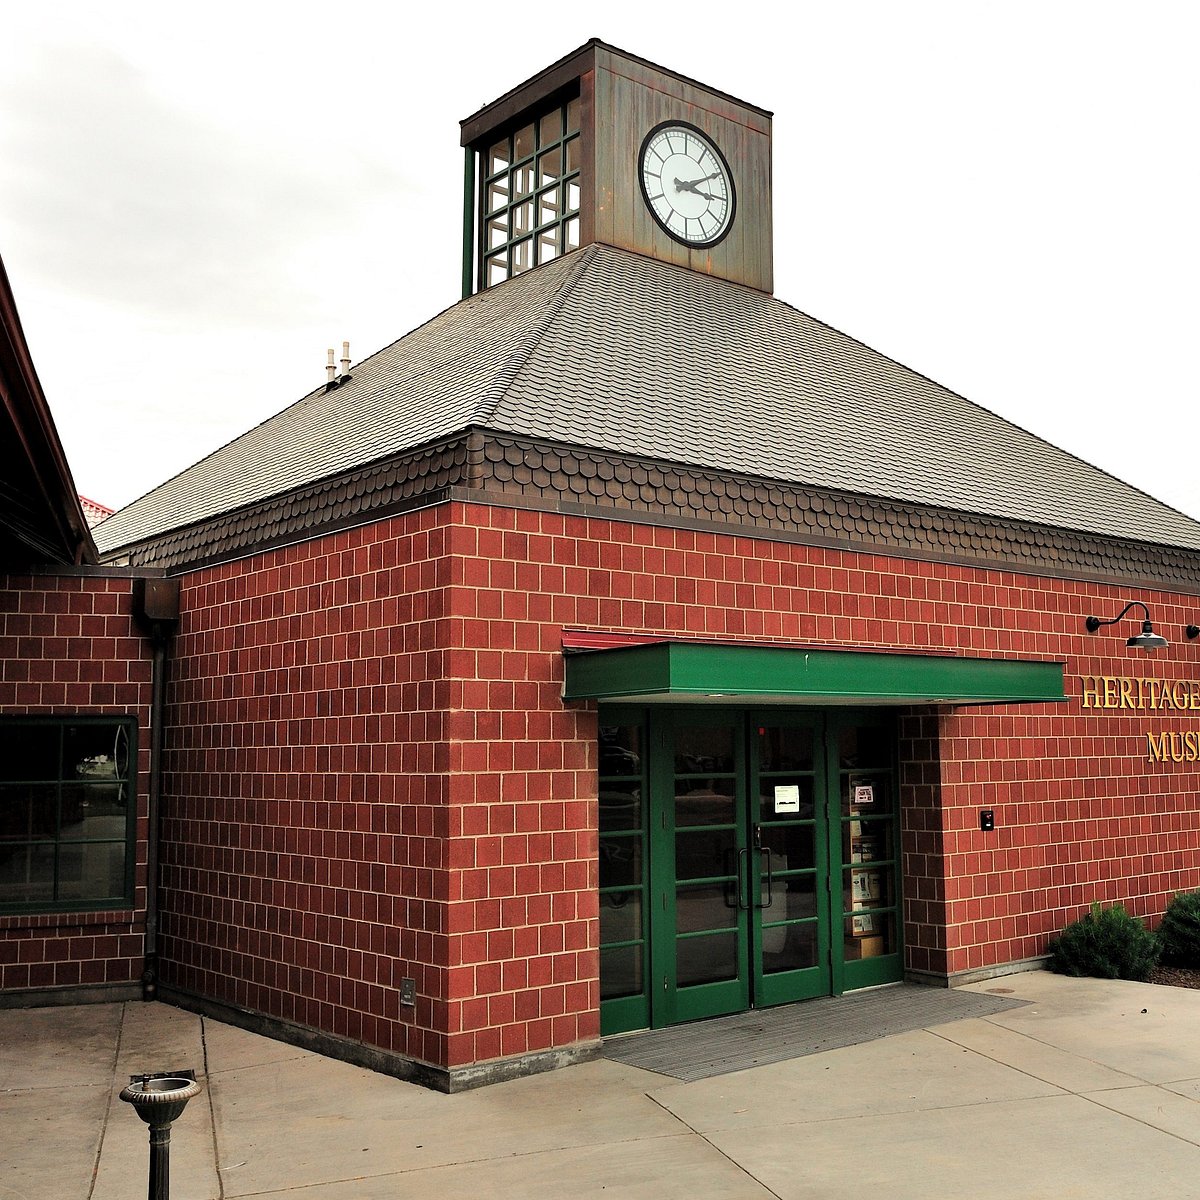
(1138, 676), (1149, 709)
(1102, 677), (1119, 708)
(1080, 676), (1101, 709)
(1192, 682), (1200, 711)
(1176, 682), (1192, 711)
(1147, 679), (1162, 708)
(1145, 729), (1200, 763)
(1119, 677), (1135, 709)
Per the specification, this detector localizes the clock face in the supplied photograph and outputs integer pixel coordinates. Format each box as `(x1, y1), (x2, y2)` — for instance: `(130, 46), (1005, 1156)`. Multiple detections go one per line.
(638, 121), (736, 248)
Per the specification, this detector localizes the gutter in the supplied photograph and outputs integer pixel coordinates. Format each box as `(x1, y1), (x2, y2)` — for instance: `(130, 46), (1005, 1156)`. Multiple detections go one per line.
(131, 578), (181, 1000)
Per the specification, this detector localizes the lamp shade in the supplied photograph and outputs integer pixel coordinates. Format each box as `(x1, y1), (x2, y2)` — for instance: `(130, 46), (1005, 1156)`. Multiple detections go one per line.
(1127, 624), (1168, 651)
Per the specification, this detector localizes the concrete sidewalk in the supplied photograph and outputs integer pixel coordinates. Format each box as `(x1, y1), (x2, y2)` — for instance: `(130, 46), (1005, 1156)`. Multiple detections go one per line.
(3, 971), (1200, 1198)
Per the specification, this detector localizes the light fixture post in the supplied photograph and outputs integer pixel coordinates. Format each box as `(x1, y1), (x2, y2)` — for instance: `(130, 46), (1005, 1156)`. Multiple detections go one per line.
(1085, 601), (1168, 651)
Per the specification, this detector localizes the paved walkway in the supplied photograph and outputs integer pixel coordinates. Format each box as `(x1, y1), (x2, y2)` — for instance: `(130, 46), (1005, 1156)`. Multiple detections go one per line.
(3, 971), (1200, 1198)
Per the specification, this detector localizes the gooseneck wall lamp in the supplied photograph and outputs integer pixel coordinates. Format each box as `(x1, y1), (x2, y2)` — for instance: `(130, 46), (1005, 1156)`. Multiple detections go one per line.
(1085, 601), (1168, 651)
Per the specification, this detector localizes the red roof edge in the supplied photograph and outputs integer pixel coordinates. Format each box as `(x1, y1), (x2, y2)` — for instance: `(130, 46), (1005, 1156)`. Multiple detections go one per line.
(561, 629), (669, 652)
(561, 629), (962, 658)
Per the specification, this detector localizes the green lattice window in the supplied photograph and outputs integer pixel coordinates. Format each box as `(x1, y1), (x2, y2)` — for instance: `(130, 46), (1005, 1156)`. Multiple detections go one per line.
(0, 717), (136, 913)
(479, 95), (582, 289)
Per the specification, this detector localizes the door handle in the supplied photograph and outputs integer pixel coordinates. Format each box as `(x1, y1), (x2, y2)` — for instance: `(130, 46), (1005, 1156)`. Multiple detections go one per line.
(759, 847), (774, 909)
(736, 847), (751, 909)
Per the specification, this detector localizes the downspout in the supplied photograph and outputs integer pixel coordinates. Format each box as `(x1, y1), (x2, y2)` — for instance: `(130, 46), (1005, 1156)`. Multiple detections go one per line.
(131, 578), (181, 1001)
(143, 632), (168, 1000)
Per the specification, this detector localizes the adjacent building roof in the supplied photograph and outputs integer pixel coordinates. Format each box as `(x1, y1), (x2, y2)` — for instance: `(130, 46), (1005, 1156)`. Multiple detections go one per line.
(79, 496), (114, 529)
(94, 244), (1200, 557)
(0, 254), (96, 568)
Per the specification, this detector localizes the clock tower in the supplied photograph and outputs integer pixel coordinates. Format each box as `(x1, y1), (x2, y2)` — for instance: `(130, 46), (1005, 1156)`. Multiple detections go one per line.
(460, 40), (773, 297)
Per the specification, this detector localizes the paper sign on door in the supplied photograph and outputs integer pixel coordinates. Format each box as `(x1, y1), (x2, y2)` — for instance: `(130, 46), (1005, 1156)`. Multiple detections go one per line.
(853, 785), (875, 807)
(774, 785), (800, 813)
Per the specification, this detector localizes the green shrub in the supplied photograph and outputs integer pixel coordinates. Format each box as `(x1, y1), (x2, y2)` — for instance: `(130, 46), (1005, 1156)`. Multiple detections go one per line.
(1047, 901), (1160, 981)
(1158, 891), (1200, 967)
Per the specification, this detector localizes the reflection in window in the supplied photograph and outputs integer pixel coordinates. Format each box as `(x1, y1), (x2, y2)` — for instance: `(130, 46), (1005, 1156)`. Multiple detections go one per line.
(838, 725), (893, 770)
(0, 718), (135, 912)
(757, 725), (815, 772)
(598, 717), (647, 1006)
(673, 725), (735, 775)
(477, 93), (582, 290)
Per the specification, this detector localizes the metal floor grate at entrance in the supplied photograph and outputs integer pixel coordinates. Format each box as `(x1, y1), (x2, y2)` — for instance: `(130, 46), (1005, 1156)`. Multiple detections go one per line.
(601, 983), (1030, 1082)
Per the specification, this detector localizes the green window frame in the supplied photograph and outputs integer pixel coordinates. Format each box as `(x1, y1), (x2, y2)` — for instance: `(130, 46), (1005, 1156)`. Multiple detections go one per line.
(0, 716), (137, 914)
(598, 709), (649, 1034)
(476, 93), (582, 291)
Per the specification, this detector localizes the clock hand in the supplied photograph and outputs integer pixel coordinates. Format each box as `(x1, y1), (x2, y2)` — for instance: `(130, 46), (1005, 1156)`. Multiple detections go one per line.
(678, 171), (723, 188)
(674, 174), (723, 198)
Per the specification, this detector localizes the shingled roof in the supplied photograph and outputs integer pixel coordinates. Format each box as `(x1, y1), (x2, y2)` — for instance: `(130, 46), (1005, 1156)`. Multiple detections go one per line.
(94, 243), (1200, 556)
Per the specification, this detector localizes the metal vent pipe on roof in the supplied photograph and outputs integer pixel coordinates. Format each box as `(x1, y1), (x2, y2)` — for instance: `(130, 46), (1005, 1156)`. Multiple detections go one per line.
(340, 340), (352, 381)
(325, 348), (336, 384)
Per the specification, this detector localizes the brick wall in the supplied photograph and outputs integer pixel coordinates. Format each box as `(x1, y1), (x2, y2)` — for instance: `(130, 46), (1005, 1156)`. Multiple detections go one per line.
(444, 515), (596, 1068)
(155, 497), (1200, 1072)
(450, 502), (1200, 998)
(159, 505), (596, 1074)
(0, 571), (153, 996)
(898, 709), (947, 976)
(161, 509), (456, 1066)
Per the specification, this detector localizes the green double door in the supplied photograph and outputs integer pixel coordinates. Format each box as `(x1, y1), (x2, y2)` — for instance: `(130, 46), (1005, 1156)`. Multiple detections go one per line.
(599, 707), (902, 1035)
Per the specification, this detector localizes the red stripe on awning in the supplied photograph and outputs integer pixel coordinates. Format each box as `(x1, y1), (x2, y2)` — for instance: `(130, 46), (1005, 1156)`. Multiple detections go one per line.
(561, 629), (668, 652)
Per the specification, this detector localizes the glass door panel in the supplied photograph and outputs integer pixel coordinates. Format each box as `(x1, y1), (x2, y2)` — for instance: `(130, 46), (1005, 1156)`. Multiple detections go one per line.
(658, 713), (750, 1025)
(752, 715), (830, 1005)
(832, 715), (903, 991)
(677, 932), (740, 987)
(599, 706), (903, 1035)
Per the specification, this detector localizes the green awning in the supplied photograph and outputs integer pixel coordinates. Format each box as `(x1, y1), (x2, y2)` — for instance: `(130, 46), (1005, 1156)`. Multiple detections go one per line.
(563, 642), (1065, 707)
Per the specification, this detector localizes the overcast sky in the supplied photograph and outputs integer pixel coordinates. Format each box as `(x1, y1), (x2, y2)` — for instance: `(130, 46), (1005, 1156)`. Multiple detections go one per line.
(3, 2), (1198, 526)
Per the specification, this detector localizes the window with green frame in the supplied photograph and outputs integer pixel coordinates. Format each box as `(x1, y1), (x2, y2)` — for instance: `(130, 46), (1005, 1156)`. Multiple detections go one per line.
(598, 715), (648, 1030)
(479, 94), (582, 289)
(0, 717), (136, 912)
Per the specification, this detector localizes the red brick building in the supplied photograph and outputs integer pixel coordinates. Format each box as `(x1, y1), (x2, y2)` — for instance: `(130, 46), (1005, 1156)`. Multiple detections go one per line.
(7, 44), (1200, 1089)
(1, 252), (158, 1001)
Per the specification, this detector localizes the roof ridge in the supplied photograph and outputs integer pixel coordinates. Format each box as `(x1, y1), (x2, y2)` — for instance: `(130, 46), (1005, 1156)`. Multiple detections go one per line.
(474, 246), (598, 424)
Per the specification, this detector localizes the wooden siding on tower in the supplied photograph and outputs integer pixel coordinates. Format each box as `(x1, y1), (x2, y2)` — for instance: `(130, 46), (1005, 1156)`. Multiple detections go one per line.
(591, 46), (772, 292)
